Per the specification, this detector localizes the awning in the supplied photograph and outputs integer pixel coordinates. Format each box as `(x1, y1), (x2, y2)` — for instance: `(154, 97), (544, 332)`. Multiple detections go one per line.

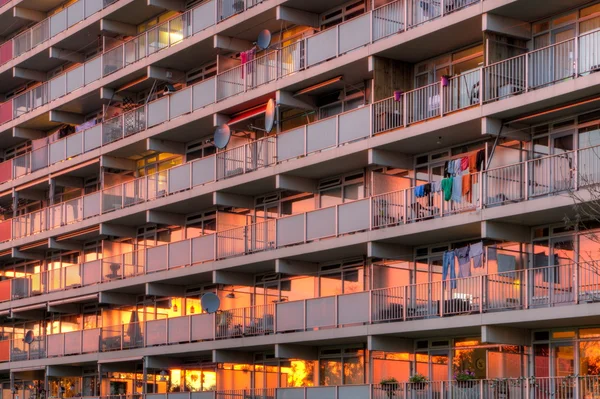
(228, 104), (267, 126)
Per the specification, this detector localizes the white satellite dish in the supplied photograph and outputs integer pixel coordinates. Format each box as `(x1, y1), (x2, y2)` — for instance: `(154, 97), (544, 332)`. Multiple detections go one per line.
(201, 292), (221, 314)
(256, 29), (272, 50)
(23, 330), (34, 344)
(214, 124), (231, 149)
(264, 99), (276, 134)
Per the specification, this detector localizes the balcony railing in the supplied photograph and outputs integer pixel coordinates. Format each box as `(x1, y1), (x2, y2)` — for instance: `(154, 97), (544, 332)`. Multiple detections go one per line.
(3, 255), (600, 361)
(3, 2), (599, 192)
(0, 0), (265, 127)
(3, 0), (118, 66)
(2, 133), (600, 290)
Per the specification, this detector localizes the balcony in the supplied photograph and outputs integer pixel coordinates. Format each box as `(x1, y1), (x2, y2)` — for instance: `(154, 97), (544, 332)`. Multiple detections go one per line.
(1, 251), (598, 364)
(2, 12), (599, 193)
(0, 0), (266, 127)
(0, 0), (117, 66)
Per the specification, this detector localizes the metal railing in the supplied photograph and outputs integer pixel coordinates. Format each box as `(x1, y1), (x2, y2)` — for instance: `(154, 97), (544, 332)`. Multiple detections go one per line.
(8, 0), (117, 64)
(4, 138), (600, 291)
(5, 0), (599, 193)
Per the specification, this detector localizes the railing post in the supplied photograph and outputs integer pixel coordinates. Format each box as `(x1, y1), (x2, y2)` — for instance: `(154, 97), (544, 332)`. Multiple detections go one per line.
(439, 79), (444, 117)
(439, 280), (444, 317)
(524, 53), (529, 92)
(524, 160), (529, 201)
(479, 275), (484, 313)
(402, 285), (407, 321)
(524, 268), (529, 309)
(402, 189), (408, 223)
(574, 36), (579, 77)
(479, 67), (484, 106)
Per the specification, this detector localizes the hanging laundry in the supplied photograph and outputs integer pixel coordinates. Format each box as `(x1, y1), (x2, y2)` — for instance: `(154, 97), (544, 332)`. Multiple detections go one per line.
(453, 158), (462, 176)
(470, 242), (483, 268)
(462, 173), (471, 197)
(452, 173), (462, 202)
(469, 152), (478, 173)
(414, 185), (425, 198)
(476, 149), (485, 171)
(455, 246), (470, 278)
(431, 180), (442, 193)
(460, 156), (469, 171)
(444, 161), (450, 177)
(240, 51), (247, 78)
(423, 183), (431, 196)
(442, 250), (457, 289)
(441, 177), (453, 201)
(446, 160), (454, 176)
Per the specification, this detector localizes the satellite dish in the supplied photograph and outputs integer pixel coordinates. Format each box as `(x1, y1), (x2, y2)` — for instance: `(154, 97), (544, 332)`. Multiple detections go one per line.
(256, 29), (272, 50)
(214, 124), (231, 149)
(23, 330), (34, 344)
(201, 292), (221, 314)
(264, 99), (276, 134)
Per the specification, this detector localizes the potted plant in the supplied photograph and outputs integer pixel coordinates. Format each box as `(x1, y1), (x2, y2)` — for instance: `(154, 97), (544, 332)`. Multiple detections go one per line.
(408, 373), (428, 390)
(380, 377), (399, 391)
(454, 369), (476, 388)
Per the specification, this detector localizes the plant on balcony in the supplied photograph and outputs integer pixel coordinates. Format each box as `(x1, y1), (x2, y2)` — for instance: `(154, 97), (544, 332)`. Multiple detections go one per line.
(380, 377), (399, 391)
(408, 373), (428, 390)
(454, 369), (476, 388)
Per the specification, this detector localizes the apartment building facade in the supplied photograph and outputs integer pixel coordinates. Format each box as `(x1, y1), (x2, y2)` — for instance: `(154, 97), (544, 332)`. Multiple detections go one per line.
(0, 0), (598, 397)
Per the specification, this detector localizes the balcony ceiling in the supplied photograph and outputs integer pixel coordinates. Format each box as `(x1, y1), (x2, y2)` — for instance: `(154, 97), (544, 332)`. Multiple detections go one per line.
(283, 0), (353, 14)
(0, 13), (30, 40)
(0, 70), (31, 97)
(376, 14), (482, 63)
(219, 7), (279, 42)
(106, 0), (167, 26)
(492, 0), (594, 22)
(19, 0), (65, 12)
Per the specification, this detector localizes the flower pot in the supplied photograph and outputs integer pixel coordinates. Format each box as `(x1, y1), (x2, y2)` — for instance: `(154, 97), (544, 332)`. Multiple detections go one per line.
(381, 382), (399, 392)
(410, 382), (427, 391)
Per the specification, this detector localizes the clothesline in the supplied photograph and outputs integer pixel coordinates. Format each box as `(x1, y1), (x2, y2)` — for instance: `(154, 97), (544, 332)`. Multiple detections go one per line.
(414, 149), (485, 201)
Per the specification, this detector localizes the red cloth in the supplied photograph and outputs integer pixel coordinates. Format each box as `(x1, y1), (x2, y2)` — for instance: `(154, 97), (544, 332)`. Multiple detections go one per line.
(240, 51), (247, 78)
(460, 156), (469, 171)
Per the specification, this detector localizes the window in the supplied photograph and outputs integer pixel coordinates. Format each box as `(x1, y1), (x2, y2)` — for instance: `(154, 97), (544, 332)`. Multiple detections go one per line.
(318, 171), (365, 207)
(319, 0), (366, 29)
(318, 346), (365, 385)
(414, 44), (483, 88)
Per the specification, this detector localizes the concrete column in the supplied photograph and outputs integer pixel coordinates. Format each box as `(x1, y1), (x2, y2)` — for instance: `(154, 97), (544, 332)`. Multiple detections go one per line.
(482, 117), (531, 141)
(213, 192), (253, 208)
(146, 283), (186, 297)
(13, 67), (46, 82)
(275, 344), (318, 360)
(146, 138), (185, 154)
(13, 127), (45, 140)
(147, 66), (186, 83)
(99, 223), (136, 238)
(367, 242), (413, 260)
(100, 155), (136, 171)
(368, 149), (413, 169)
(482, 13), (531, 40)
(368, 335), (413, 352)
(481, 221), (530, 243)
(99, 292), (137, 305)
(49, 47), (85, 63)
(213, 270), (254, 286)
(100, 19), (137, 36)
(276, 6), (318, 28)
(276, 90), (315, 110)
(213, 113), (230, 127)
(214, 35), (253, 52)
(213, 349), (254, 363)
(49, 111), (84, 125)
(147, 0), (185, 11)
(482, 325), (531, 346)
(13, 7), (45, 22)
(275, 174), (317, 193)
(275, 259), (318, 275)
(146, 210), (186, 226)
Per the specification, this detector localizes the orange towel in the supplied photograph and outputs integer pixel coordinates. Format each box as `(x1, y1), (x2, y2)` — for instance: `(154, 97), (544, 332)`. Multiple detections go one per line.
(462, 173), (471, 196)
